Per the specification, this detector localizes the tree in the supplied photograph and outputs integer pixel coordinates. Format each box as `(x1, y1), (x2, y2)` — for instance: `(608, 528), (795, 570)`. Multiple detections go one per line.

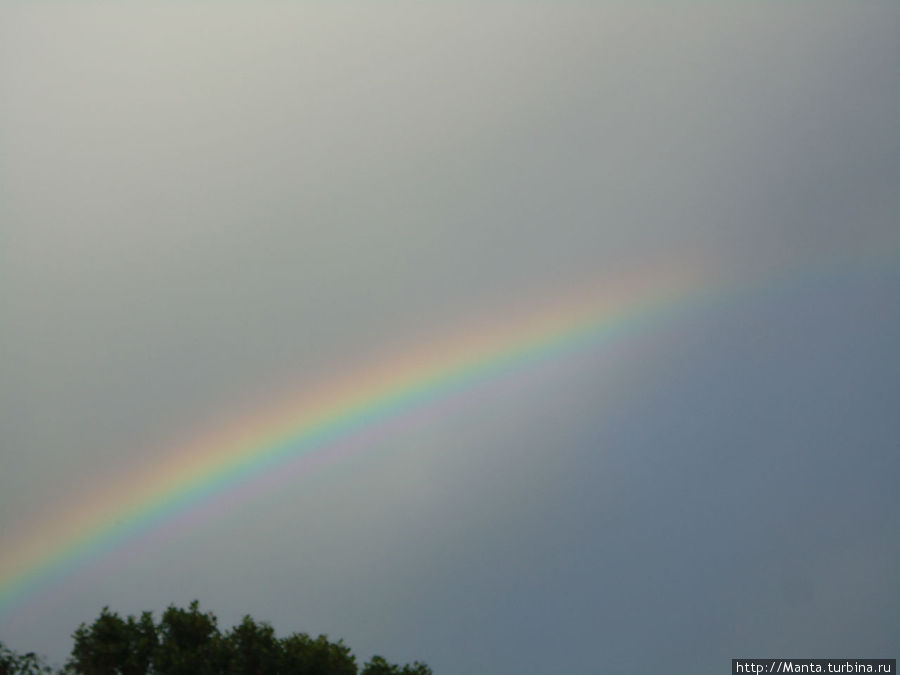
(0, 641), (53, 675)
(220, 616), (279, 675)
(153, 601), (221, 675)
(68, 608), (156, 675)
(279, 633), (356, 675)
(360, 656), (396, 675)
(51, 601), (432, 674)
(361, 656), (432, 675)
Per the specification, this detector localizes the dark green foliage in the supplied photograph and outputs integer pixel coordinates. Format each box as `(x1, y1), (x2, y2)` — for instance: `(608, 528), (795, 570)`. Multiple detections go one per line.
(153, 601), (220, 675)
(69, 609), (156, 675)
(360, 656), (397, 675)
(360, 656), (432, 675)
(220, 616), (280, 675)
(278, 633), (355, 675)
(38, 601), (429, 674)
(0, 641), (53, 675)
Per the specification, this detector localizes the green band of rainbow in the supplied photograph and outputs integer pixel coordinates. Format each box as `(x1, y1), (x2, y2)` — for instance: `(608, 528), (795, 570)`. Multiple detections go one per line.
(0, 258), (750, 616)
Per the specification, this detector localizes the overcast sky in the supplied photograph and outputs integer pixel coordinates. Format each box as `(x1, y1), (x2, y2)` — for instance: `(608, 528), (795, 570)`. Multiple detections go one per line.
(1, 4), (898, 673)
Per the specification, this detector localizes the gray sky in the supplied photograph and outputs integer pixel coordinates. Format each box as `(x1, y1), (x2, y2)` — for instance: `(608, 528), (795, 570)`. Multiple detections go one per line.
(1, 4), (898, 673)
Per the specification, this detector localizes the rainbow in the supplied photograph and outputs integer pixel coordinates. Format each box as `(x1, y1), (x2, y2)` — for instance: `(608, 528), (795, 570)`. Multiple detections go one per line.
(0, 257), (737, 615)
